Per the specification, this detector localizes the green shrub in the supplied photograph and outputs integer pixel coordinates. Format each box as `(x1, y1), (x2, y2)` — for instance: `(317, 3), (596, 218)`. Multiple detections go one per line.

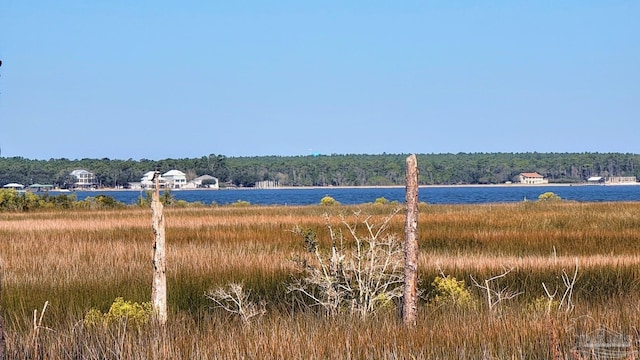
(0, 189), (75, 211)
(538, 192), (561, 201)
(431, 275), (474, 308)
(76, 195), (125, 209)
(21, 192), (41, 211)
(161, 189), (174, 206)
(0, 189), (20, 211)
(320, 195), (339, 206)
(374, 197), (389, 205)
(49, 194), (76, 209)
(0, 189), (40, 211)
(95, 194), (124, 208)
(83, 308), (105, 327)
(84, 297), (153, 328)
(136, 191), (152, 207)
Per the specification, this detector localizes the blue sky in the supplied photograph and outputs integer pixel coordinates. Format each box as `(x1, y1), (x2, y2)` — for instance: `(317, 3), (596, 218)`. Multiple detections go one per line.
(1, 1), (638, 160)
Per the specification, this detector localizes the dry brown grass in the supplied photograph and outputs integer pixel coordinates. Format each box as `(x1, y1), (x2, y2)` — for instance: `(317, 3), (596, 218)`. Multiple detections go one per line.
(423, 253), (640, 271)
(1, 201), (640, 358)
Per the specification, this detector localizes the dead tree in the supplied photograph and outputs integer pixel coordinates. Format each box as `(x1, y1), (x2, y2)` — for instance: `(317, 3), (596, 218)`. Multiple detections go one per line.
(403, 154), (419, 327)
(151, 170), (168, 325)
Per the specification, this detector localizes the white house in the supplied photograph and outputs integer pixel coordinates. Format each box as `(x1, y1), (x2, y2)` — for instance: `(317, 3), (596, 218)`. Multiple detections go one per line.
(70, 169), (96, 188)
(3, 183), (25, 190)
(587, 176), (605, 184)
(517, 172), (548, 185)
(140, 171), (165, 189)
(162, 170), (187, 189)
(184, 175), (219, 189)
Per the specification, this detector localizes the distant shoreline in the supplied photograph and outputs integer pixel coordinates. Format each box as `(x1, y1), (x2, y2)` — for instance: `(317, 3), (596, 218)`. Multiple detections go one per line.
(70, 182), (640, 192)
(258, 182), (640, 190)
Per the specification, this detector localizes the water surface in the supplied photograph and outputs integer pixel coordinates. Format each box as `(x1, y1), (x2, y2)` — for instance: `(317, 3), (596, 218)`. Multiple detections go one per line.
(52, 185), (640, 206)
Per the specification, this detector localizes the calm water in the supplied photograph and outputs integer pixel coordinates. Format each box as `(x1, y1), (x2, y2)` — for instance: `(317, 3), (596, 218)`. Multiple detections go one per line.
(54, 185), (640, 206)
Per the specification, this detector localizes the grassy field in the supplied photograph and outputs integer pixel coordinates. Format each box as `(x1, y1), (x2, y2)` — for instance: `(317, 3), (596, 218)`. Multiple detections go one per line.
(2, 201), (640, 358)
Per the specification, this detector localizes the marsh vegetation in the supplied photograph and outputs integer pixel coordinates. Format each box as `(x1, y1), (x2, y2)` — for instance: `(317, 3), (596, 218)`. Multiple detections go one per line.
(2, 201), (640, 358)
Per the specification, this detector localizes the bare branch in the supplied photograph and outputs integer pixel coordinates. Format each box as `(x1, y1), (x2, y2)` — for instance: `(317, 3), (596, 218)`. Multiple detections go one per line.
(206, 283), (266, 325)
(539, 258), (579, 315)
(289, 210), (404, 319)
(470, 267), (523, 312)
(558, 258), (578, 313)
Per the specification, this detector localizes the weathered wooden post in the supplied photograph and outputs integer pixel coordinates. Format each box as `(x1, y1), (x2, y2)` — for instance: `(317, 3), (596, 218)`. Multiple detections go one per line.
(403, 154), (419, 327)
(151, 170), (168, 325)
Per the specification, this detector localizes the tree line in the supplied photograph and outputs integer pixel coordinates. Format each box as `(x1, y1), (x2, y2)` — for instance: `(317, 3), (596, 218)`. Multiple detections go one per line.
(0, 152), (638, 188)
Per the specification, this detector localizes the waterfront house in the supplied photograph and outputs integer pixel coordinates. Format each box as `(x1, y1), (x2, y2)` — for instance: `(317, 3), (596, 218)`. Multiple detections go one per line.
(162, 170), (187, 189)
(70, 169), (96, 188)
(140, 171), (165, 189)
(28, 184), (54, 192)
(184, 175), (219, 189)
(3, 183), (25, 190)
(517, 172), (548, 185)
(587, 176), (605, 184)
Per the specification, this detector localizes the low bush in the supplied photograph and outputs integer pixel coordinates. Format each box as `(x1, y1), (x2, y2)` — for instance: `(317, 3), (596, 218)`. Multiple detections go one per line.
(538, 192), (561, 201)
(374, 197), (389, 205)
(430, 274), (474, 308)
(0, 189), (81, 211)
(84, 297), (153, 328)
(319, 196), (339, 206)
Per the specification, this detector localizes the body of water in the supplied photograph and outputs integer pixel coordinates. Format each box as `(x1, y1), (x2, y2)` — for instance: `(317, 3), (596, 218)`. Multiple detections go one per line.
(52, 185), (640, 206)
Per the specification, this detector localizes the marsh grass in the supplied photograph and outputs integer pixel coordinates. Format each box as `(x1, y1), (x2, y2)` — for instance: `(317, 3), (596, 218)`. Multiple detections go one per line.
(6, 304), (640, 359)
(1, 202), (640, 358)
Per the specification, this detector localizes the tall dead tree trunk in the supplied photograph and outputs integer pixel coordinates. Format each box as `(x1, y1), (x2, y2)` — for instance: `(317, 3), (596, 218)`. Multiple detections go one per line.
(151, 171), (168, 325)
(403, 154), (419, 327)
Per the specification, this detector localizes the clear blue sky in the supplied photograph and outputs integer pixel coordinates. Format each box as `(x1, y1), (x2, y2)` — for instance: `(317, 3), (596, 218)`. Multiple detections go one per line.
(1, 1), (638, 160)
